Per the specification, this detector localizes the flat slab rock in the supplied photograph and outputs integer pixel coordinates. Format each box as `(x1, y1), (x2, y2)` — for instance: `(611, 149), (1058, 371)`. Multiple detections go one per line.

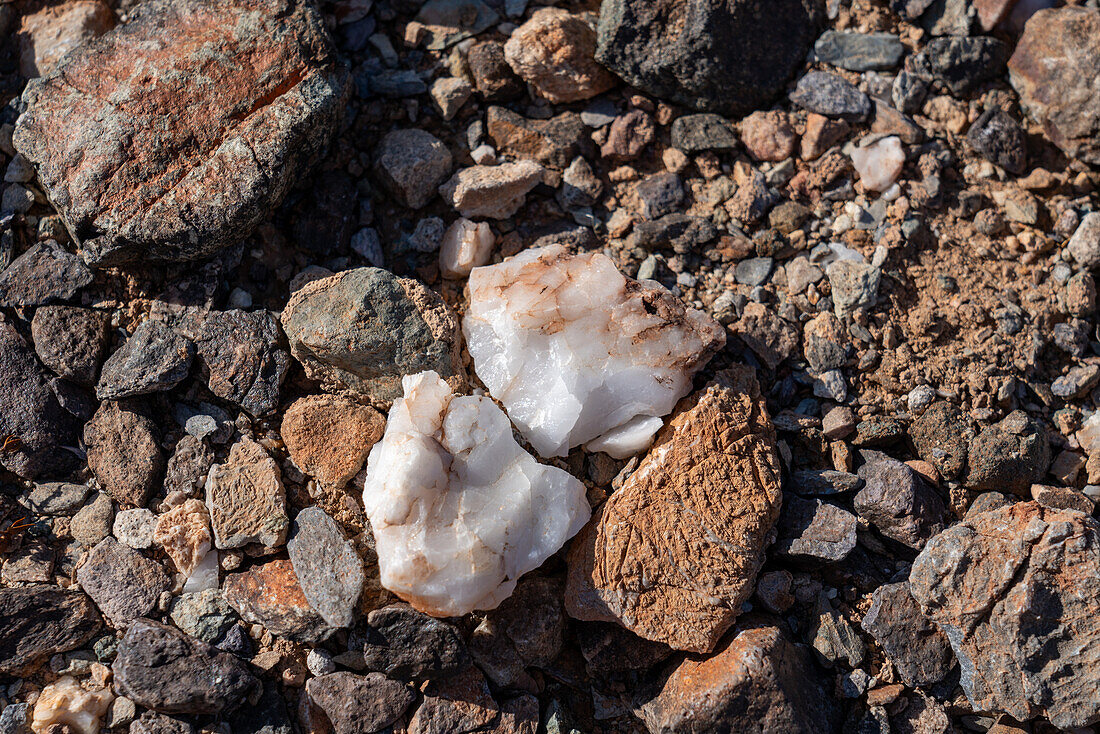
(566, 366), (782, 654)
(0, 587), (102, 676)
(910, 501), (1100, 729)
(13, 0), (348, 266)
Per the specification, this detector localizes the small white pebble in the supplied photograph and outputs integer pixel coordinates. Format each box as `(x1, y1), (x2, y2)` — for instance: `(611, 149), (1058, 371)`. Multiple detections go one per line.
(471, 144), (497, 165)
(306, 649), (337, 676)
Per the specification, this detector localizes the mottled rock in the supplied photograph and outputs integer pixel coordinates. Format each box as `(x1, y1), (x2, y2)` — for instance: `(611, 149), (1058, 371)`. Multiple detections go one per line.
(193, 310), (289, 417)
(71, 492), (115, 547)
(96, 320), (194, 400)
(17, 0), (115, 77)
(790, 71), (871, 121)
(374, 129), (453, 210)
(486, 107), (588, 170)
(26, 481), (90, 516)
(734, 301), (799, 370)
(0, 241), (93, 308)
(775, 496), (857, 562)
(281, 267), (465, 409)
(164, 435), (215, 497)
(638, 621), (839, 734)
(965, 410), (1050, 495)
(407, 665), (537, 734)
(670, 113), (738, 152)
(113, 618), (259, 715)
(567, 367), (781, 654)
(224, 558), (333, 643)
(814, 31), (904, 71)
(914, 36), (1008, 95)
(439, 161), (544, 219)
(113, 507), (158, 549)
(503, 8), (615, 103)
(76, 537), (169, 626)
(305, 672), (415, 734)
(281, 395), (385, 489)
(13, 0), (348, 265)
(169, 589), (236, 643)
(84, 399), (164, 506)
(0, 587), (101, 676)
(740, 110), (797, 163)
(358, 604), (469, 680)
(861, 582), (954, 687)
(967, 107), (1027, 175)
(205, 437), (288, 549)
(600, 109), (656, 161)
(154, 499), (213, 577)
(1008, 7), (1100, 165)
(595, 0), (820, 116)
(131, 712), (195, 734)
(855, 459), (945, 549)
(30, 306), (109, 386)
(287, 507), (364, 627)
(909, 401), (971, 480)
(910, 502), (1100, 728)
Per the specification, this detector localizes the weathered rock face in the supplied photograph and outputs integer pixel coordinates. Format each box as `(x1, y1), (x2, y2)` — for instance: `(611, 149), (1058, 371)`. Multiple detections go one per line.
(305, 672), (415, 734)
(13, 0), (348, 266)
(855, 458), (945, 549)
(860, 581), (954, 688)
(637, 620), (839, 734)
(439, 161), (545, 220)
(193, 309), (290, 417)
(361, 371), (590, 617)
(464, 244), (725, 459)
(76, 537), (170, 626)
(30, 305), (111, 385)
(17, 0), (115, 78)
(595, 0), (821, 116)
(502, 8), (616, 104)
(566, 367), (782, 654)
(406, 665), (537, 734)
(113, 619), (260, 716)
(0, 587), (101, 676)
(1008, 7), (1100, 165)
(84, 399), (164, 507)
(224, 558), (333, 643)
(910, 502), (1100, 729)
(281, 267), (466, 409)
(281, 394), (385, 489)
(357, 604), (469, 680)
(205, 437), (288, 549)
(964, 410), (1050, 495)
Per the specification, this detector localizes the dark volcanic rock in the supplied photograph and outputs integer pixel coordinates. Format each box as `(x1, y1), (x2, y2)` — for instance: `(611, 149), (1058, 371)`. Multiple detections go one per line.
(909, 401), (972, 480)
(373, 128), (453, 209)
(814, 30), (904, 72)
(467, 40), (524, 101)
(1008, 7), (1100, 165)
(76, 537), (170, 626)
(966, 107), (1027, 175)
(114, 618), (260, 715)
(406, 665), (537, 734)
(84, 398), (165, 506)
(0, 587), (102, 675)
(912, 36), (1008, 95)
(669, 113), (738, 152)
(639, 620), (839, 734)
(96, 320), (195, 400)
(357, 604), (469, 681)
(775, 496), (857, 562)
(305, 672), (415, 734)
(0, 240), (93, 306)
(595, 0), (821, 116)
(486, 107), (590, 170)
(193, 309), (289, 417)
(861, 581), (954, 688)
(13, 0), (348, 266)
(790, 71), (872, 121)
(965, 410), (1050, 495)
(787, 469), (863, 496)
(855, 458), (945, 549)
(468, 577), (565, 687)
(30, 305), (111, 385)
(0, 315), (80, 479)
(910, 502), (1100, 729)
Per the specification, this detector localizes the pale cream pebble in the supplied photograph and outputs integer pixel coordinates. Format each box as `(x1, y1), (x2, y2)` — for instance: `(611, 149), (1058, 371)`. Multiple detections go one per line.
(439, 218), (495, 279)
(850, 136), (905, 193)
(360, 371), (589, 617)
(153, 498), (212, 577)
(31, 676), (113, 734)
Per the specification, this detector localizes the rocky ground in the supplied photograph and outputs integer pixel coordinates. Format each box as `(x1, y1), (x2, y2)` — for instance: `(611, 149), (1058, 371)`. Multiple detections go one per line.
(1, 0), (1100, 732)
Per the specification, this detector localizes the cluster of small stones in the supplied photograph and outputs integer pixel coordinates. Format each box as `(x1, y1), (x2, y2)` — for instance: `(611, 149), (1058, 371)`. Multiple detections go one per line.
(3, 0), (1100, 732)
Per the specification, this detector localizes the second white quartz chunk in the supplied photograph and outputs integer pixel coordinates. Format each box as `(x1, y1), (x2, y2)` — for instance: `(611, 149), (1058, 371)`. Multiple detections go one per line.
(361, 370), (590, 617)
(463, 244), (726, 458)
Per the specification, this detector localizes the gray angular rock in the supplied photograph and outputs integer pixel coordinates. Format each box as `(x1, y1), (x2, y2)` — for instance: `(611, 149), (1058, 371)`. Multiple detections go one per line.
(910, 502), (1100, 729)
(357, 604), (469, 680)
(787, 469), (862, 496)
(84, 399), (165, 507)
(774, 496), (857, 562)
(305, 672), (415, 734)
(70, 492), (116, 547)
(96, 320), (194, 400)
(815, 31), (904, 71)
(193, 309), (289, 417)
(669, 113), (738, 152)
(113, 618), (260, 715)
(1068, 212), (1100, 270)
(912, 36), (1008, 95)
(374, 129), (453, 209)
(169, 589), (237, 643)
(24, 481), (90, 516)
(0, 241), (93, 307)
(0, 587), (102, 675)
(0, 316), (80, 479)
(909, 401), (972, 480)
(30, 305), (111, 385)
(595, 0), (821, 116)
(281, 267), (465, 409)
(13, 0), (348, 265)
(860, 581), (954, 688)
(855, 458), (945, 549)
(966, 107), (1027, 175)
(965, 410), (1050, 495)
(76, 537), (170, 626)
(287, 506), (364, 628)
(790, 71), (871, 121)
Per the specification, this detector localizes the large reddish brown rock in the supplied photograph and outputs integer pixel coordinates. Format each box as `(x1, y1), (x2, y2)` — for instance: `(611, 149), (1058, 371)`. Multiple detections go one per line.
(281, 394), (386, 490)
(223, 558), (333, 643)
(13, 0), (348, 266)
(1008, 7), (1100, 165)
(637, 621), (839, 734)
(910, 502), (1100, 729)
(502, 8), (616, 104)
(17, 0), (115, 78)
(565, 366), (782, 653)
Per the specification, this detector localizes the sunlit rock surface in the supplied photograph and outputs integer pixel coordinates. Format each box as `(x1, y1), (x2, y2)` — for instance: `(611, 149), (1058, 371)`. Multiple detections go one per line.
(31, 676), (113, 734)
(360, 371), (590, 617)
(463, 244), (726, 458)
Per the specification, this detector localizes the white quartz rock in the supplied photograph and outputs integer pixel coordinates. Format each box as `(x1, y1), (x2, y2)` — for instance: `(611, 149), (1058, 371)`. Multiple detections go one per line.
(361, 370), (590, 617)
(439, 218), (495, 279)
(850, 135), (905, 193)
(463, 244), (726, 458)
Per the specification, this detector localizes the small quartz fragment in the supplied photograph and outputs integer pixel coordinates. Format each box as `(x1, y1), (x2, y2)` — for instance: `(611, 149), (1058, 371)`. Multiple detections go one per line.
(31, 676), (113, 734)
(439, 218), (495, 279)
(463, 244), (725, 458)
(850, 135), (905, 192)
(361, 371), (590, 617)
